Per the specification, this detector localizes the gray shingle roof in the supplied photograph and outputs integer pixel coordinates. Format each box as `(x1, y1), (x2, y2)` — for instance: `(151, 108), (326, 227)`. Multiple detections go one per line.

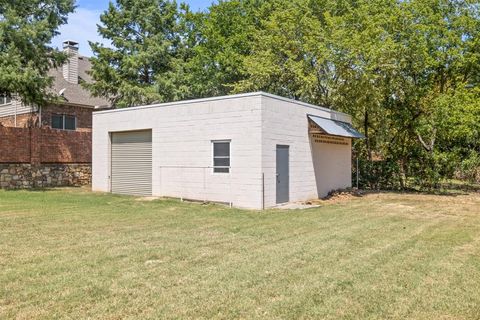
(48, 56), (110, 108)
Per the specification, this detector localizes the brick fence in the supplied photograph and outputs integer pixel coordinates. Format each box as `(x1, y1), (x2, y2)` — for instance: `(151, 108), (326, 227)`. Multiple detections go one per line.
(0, 127), (91, 164)
(0, 127), (92, 188)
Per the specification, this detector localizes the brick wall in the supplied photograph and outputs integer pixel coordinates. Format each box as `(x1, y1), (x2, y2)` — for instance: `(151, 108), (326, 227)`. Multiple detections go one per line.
(0, 113), (37, 128)
(40, 104), (93, 132)
(0, 103), (93, 132)
(0, 127), (31, 163)
(0, 127), (91, 164)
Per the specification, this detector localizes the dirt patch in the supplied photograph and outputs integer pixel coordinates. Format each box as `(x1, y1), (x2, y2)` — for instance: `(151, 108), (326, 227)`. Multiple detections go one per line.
(135, 196), (161, 202)
(304, 188), (365, 205)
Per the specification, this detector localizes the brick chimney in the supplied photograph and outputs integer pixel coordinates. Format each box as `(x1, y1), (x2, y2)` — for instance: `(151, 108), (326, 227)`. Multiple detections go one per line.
(62, 40), (79, 84)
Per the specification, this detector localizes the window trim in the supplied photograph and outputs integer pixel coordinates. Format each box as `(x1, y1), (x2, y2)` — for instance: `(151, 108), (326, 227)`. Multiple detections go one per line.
(212, 140), (231, 174)
(51, 114), (77, 131)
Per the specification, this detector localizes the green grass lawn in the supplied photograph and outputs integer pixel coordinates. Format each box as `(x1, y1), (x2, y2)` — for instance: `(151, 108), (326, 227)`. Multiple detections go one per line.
(1, 188), (480, 319)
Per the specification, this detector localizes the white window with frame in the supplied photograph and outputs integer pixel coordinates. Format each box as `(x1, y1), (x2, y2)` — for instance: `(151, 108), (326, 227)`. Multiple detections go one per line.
(0, 95), (12, 105)
(212, 140), (230, 173)
(51, 114), (76, 130)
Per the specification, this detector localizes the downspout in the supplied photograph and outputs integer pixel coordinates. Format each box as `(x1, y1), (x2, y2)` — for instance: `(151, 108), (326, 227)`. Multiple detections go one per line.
(38, 105), (42, 127)
(356, 157), (359, 189)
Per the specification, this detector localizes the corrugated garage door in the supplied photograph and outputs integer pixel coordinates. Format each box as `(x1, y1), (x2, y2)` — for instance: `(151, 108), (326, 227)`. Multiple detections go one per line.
(111, 130), (152, 196)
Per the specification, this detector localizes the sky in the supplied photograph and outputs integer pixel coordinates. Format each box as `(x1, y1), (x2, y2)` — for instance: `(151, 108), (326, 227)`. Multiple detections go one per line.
(51, 0), (214, 57)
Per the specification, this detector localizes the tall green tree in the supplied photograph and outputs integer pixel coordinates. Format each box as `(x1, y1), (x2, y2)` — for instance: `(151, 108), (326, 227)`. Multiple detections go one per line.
(86, 0), (181, 108)
(175, 0), (272, 98)
(87, 0), (479, 186)
(0, 0), (75, 106)
(234, 0), (480, 187)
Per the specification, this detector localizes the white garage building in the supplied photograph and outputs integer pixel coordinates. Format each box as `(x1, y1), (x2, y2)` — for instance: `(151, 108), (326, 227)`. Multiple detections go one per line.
(92, 92), (363, 209)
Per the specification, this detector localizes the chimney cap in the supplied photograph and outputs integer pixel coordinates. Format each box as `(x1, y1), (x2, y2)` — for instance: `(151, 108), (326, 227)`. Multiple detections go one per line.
(63, 40), (79, 48)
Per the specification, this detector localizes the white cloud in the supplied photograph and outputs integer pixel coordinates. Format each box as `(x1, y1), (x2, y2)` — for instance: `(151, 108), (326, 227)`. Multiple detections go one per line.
(51, 8), (111, 57)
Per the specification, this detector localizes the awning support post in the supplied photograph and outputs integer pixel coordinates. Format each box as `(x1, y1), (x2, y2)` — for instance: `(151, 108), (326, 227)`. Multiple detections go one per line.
(356, 157), (359, 189)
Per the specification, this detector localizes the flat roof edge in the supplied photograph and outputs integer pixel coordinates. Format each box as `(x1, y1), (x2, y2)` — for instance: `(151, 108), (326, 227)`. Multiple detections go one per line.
(93, 91), (349, 117)
(259, 92), (349, 117)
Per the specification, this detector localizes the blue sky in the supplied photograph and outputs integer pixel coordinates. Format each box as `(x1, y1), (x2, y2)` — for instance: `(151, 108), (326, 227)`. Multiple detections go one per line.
(51, 0), (215, 56)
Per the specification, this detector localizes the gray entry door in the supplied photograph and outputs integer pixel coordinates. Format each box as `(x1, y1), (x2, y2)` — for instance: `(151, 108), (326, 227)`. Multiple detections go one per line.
(111, 130), (152, 196)
(276, 145), (289, 204)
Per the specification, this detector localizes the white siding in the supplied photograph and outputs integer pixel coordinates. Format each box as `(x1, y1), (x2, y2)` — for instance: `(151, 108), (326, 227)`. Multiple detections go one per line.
(260, 95), (352, 208)
(63, 47), (79, 84)
(93, 95), (264, 209)
(0, 99), (36, 118)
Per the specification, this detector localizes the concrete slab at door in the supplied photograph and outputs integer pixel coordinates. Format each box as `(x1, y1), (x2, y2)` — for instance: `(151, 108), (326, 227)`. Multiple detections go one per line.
(276, 145), (289, 204)
(111, 130), (152, 196)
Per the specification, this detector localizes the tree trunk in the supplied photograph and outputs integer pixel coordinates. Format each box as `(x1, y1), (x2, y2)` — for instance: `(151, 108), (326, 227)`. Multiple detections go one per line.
(364, 109), (371, 161)
(398, 158), (406, 189)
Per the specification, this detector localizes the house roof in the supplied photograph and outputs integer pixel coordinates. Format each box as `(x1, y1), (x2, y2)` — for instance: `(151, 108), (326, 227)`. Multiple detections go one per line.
(48, 56), (110, 108)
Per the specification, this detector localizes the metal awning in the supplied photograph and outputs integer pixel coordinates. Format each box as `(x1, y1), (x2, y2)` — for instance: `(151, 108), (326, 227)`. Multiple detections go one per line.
(308, 115), (365, 138)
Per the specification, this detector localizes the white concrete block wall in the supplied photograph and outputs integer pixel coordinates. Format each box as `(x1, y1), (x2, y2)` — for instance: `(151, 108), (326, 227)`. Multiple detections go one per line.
(93, 95), (264, 209)
(93, 92), (355, 210)
(311, 137), (352, 197)
(260, 95), (352, 207)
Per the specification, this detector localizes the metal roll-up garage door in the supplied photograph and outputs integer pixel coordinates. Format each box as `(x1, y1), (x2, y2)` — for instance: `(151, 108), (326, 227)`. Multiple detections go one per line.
(111, 130), (152, 196)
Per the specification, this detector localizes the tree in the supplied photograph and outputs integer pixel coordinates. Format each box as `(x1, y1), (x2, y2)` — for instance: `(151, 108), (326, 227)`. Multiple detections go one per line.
(86, 0), (181, 108)
(86, 0), (479, 186)
(233, 0), (480, 188)
(175, 0), (271, 99)
(234, 0), (397, 158)
(0, 0), (75, 106)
